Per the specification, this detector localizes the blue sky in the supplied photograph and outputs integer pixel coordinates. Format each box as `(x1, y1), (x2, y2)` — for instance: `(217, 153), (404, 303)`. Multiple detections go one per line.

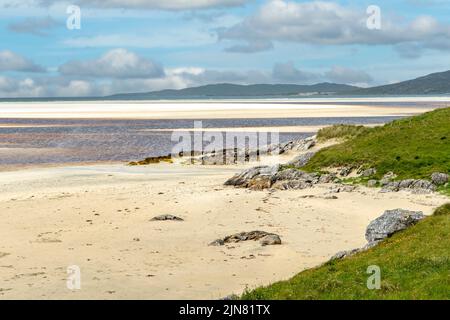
(1, 0), (450, 97)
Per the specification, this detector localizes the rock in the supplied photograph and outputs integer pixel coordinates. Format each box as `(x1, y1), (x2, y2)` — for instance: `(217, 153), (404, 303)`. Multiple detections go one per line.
(367, 180), (378, 187)
(209, 239), (225, 246)
(224, 165), (279, 187)
(431, 172), (449, 186)
(365, 209), (425, 243)
(247, 176), (272, 191)
(318, 173), (336, 184)
(270, 169), (318, 184)
(151, 214), (184, 221)
(211, 231), (282, 247)
(286, 152), (316, 167)
(361, 168), (377, 177)
(324, 195), (338, 200)
(330, 248), (361, 261)
(272, 180), (313, 190)
(380, 172), (397, 186)
(260, 234), (282, 246)
(398, 179), (415, 189)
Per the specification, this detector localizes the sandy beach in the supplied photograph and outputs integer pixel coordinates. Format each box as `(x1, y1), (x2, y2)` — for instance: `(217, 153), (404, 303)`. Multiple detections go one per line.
(0, 149), (447, 300)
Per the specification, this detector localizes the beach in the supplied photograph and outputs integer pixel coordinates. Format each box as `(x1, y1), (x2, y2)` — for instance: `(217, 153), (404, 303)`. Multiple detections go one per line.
(0, 145), (448, 299)
(0, 101), (448, 299)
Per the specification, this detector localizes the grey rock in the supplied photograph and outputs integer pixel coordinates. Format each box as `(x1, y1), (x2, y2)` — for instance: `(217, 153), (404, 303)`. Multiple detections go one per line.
(318, 173), (337, 184)
(209, 239), (225, 246)
(224, 165), (279, 187)
(271, 169), (318, 184)
(380, 172), (397, 186)
(431, 172), (449, 185)
(361, 168), (377, 177)
(260, 234), (282, 246)
(398, 179), (415, 189)
(272, 180), (313, 190)
(151, 214), (184, 221)
(365, 209), (425, 243)
(211, 231), (282, 247)
(330, 248), (361, 261)
(287, 152), (316, 168)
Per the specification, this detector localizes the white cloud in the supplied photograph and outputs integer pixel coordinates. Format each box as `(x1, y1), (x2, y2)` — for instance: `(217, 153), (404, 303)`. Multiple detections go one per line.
(58, 49), (165, 79)
(219, 0), (450, 56)
(0, 50), (45, 72)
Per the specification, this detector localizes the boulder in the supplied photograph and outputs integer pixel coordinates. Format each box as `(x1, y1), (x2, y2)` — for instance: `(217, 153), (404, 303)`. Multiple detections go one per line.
(210, 231), (282, 247)
(380, 171), (397, 186)
(272, 180), (313, 190)
(360, 168), (377, 177)
(431, 172), (449, 186)
(260, 234), (282, 246)
(365, 209), (424, 243)
(151, 214), (184, 221)
(318, 173), (336, 184)
(224, 165), (279, 187)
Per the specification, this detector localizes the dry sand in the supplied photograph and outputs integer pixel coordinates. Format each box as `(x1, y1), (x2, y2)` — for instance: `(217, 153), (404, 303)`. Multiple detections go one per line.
(0, 158), (447, 300)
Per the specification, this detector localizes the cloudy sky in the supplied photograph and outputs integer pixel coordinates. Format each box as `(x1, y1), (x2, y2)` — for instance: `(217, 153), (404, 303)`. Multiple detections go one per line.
(1, 0), (450, 97)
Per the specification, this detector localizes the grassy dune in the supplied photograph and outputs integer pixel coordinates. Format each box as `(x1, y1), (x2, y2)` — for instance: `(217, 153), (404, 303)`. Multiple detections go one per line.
(242, 204), (450, 300)
(305, 107), (450, 180)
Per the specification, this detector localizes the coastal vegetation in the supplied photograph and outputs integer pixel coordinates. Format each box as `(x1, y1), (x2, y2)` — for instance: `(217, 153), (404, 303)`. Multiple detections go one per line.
(242, 204), (450, 300)
(304, 107), (450, 180)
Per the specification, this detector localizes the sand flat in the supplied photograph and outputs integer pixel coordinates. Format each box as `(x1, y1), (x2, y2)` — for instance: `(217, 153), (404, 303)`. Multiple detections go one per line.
(0, 100), (440, 119)
(0, 162), (447, 300)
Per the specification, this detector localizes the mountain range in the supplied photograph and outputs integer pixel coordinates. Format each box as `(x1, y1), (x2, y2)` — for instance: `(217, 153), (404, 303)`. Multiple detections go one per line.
(1, 70), (450, 101)
(106, 70), (450, 99)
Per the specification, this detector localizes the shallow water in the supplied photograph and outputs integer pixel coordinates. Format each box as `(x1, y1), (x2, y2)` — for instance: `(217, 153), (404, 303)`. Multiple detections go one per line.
(0, 116), (403, 167)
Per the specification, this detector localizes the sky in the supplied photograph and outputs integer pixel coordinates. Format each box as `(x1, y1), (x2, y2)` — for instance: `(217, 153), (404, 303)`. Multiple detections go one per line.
(1, 0), (450, 97)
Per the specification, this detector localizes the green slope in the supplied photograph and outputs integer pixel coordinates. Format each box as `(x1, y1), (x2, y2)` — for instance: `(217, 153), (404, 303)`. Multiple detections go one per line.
(242, 204), (450, 300)
(303, 107), (450, 180)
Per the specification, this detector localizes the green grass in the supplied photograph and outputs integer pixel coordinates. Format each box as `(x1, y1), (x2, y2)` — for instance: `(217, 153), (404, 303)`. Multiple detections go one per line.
(316, 124), (371, 142)
(241, 204), (450, 300)
(304, 108), (450, 180)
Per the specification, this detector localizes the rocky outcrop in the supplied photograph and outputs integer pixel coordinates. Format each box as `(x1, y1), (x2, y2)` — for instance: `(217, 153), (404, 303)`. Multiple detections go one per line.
(150, 214), (184, 221)
(330, 208), (425, 261)
(225, 165), (339, 191)
(224, 165), (279, 187)
(198, 136), (316, 165)
(209, 231), (282, 247)
(365, 209), (425, 243)
(380, 179), (437, 194)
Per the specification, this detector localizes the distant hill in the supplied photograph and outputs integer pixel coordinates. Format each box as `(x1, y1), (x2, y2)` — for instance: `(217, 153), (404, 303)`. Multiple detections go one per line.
(107, 83), (359, 100)
(348, 70), (450, 95)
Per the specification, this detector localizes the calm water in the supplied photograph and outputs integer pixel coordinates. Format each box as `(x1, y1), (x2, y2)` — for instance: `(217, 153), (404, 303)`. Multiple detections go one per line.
(0, 116), (402, 167)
